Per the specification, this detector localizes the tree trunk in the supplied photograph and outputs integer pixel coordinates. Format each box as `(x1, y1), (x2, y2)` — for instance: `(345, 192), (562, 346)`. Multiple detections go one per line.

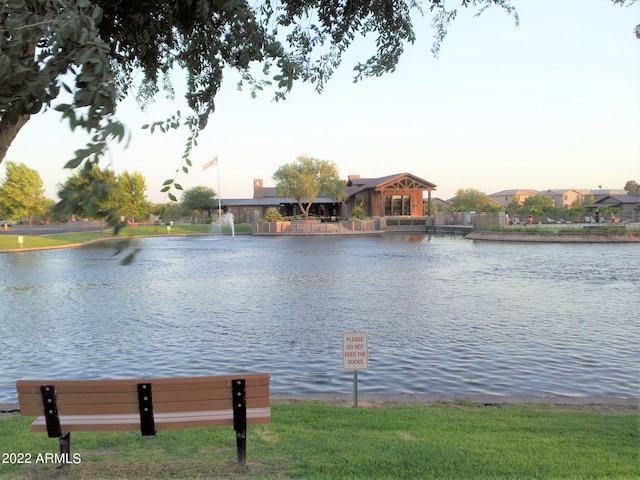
(297, 201), (314, 220)
(0, 110), (31, 165)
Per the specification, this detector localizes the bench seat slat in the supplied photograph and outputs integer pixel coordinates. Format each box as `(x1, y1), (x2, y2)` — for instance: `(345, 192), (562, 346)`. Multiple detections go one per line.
(22, 396), (270, 416)
(29, 407), (271, 433)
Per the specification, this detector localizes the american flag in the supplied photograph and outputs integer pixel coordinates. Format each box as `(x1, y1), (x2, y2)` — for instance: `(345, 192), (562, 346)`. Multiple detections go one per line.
(202, 156), (218, 170)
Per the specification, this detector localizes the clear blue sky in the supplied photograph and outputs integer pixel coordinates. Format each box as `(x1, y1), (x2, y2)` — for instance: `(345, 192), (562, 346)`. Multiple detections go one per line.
(2, 0), (639, 203)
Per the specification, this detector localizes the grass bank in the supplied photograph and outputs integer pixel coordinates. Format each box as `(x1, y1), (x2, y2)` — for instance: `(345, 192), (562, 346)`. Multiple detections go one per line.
(0, 224), (246, 251)
(468, 225), (640, 243)
(491, 225), (640, 236)
(1, 401), (637, 479)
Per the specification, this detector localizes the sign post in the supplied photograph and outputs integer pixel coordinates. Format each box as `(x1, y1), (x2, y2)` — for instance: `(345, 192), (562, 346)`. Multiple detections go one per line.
(342, 332), (368, 408)
(17, 235), (23, 248)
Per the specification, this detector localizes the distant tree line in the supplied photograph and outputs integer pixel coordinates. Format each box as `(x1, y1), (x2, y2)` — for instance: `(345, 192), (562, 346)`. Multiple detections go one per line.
(1, 159), (637, 232)
(0, 161), (223, 231)
(444, 183), (640, 223)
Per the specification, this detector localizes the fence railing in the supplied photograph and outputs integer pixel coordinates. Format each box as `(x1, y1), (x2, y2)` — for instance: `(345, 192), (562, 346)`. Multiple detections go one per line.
(253, 219), (380, 235)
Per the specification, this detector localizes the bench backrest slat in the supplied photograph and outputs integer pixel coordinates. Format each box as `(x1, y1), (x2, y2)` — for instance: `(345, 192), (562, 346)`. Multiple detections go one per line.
(16, 373), (270, 417)
(17, 387), (270, 415)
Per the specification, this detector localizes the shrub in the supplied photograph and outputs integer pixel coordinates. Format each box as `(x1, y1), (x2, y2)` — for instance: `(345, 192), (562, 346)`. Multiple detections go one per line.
(349, 206), (368, 220)
(263, 207), (285, 222)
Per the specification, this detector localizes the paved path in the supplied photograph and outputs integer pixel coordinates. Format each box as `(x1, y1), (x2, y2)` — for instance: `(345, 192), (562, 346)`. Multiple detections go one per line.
(0, 220), (104, 236)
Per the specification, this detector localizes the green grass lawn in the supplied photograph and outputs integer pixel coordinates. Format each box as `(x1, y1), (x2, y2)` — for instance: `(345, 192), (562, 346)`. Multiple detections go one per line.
(0, 232), (108, 250)
(0, 224), (247, 251)
(1, 401), (637, 479)
(486, 225), (640, 236)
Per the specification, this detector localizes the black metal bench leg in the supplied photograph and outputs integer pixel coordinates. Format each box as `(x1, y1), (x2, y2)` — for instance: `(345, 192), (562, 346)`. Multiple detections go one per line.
(236, 431), (246, 465)
(40, 385), (71, 466)
(232, 379), (247, 465)
(59, 432), (70, 467)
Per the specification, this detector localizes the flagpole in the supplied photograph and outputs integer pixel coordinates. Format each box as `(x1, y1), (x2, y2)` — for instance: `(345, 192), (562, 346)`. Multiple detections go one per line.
(202, 156), (220, 222)
(217, 160), (222, 221)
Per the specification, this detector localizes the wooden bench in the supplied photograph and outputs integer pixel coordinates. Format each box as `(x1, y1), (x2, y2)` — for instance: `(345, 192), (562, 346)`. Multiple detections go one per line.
(16, 373), (270, 465)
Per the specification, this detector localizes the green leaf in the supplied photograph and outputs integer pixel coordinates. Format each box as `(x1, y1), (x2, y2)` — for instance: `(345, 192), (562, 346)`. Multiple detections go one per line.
(174, 184), (183, 190)
(168, 193), (177, 202)
(162, 179), (173, 186)
(91, 5), (104, 23)
(64, 157), (84, 169)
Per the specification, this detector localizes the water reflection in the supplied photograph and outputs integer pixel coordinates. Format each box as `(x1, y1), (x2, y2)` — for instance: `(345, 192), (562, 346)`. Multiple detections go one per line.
(1, 235), (638, 402)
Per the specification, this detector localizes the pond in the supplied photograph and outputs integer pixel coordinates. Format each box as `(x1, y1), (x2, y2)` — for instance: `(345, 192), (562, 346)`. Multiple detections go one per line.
(1, 234), (638, 403)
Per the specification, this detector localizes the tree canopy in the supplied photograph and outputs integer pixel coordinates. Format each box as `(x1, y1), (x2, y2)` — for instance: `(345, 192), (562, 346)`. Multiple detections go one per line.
(273, 155), (346, 219)
(0, 0), (526, 187)
(116, 170), (149, 225)
(450, 188), (500, 213)
(182, 185), (217, 221)
(0, 160), (48, 233)
(521, 193), (556, 218)
(624, 180), (639, 193)
(55, 164), (116, 232)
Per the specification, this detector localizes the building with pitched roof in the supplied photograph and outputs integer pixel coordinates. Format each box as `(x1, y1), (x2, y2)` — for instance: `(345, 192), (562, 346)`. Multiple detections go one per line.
(487, 189), (539, 207)
(344, 173), (437, 217)
(586, 194), (640, 220)
(221, 173), (437, 223)
(543, 189), (588, 207)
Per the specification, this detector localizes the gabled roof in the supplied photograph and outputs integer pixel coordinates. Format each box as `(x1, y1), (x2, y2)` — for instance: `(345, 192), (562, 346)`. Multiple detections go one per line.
(590, 189), (629, 196)
(586, 194), (640, 208)
(489, 189), (539, 196)
(346, 173), (436, 196)
(428, 197), (453, 205)
(544, 189), (584, 195)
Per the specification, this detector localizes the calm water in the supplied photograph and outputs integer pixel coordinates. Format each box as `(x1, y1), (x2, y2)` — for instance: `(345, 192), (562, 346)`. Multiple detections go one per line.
(1, 234), (638, 403)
